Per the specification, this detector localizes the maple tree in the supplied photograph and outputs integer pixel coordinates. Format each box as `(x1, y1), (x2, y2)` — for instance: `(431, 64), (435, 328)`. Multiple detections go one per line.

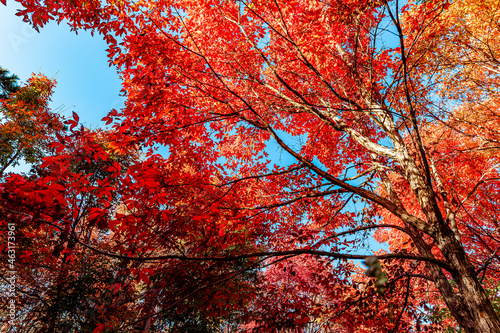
(3, 0), (500, 331)
(0, 71), (64, 176)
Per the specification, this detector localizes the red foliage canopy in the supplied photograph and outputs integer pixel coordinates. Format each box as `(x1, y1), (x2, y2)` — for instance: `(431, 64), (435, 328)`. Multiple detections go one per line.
(2, 0), (500, 332)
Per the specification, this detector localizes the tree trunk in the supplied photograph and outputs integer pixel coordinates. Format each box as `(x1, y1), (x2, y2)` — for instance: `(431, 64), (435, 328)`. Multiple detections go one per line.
(436, 226), (500, 332)
(408, 225), (478, 332)
(394, 146), (500, 331)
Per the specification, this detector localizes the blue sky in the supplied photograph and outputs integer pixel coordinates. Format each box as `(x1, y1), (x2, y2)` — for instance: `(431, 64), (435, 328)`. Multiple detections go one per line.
(0, 3), (124, 172)
(0, 3), (124, 128)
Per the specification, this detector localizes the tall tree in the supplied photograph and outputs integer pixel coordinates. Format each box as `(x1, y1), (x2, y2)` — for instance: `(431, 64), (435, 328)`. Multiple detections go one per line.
(0, 71), (64, 176)
(4, 0), (500, 331)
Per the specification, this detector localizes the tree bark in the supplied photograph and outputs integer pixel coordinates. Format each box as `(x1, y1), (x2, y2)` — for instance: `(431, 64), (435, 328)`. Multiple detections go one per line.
(436, 225), (500, 332)
(376, 163), (479, 331)
(403, 161), (500, 332)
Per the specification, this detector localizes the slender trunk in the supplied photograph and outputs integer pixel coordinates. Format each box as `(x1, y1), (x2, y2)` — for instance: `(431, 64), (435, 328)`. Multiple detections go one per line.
(0, 149), (20, 177)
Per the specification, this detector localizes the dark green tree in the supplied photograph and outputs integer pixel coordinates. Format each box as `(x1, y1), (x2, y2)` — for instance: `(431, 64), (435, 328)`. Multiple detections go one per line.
(0, 67), (19, 99)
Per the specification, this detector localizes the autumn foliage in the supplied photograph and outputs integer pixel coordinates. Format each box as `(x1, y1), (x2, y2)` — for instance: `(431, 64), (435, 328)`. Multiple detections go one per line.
(2, 0), (500, 332)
